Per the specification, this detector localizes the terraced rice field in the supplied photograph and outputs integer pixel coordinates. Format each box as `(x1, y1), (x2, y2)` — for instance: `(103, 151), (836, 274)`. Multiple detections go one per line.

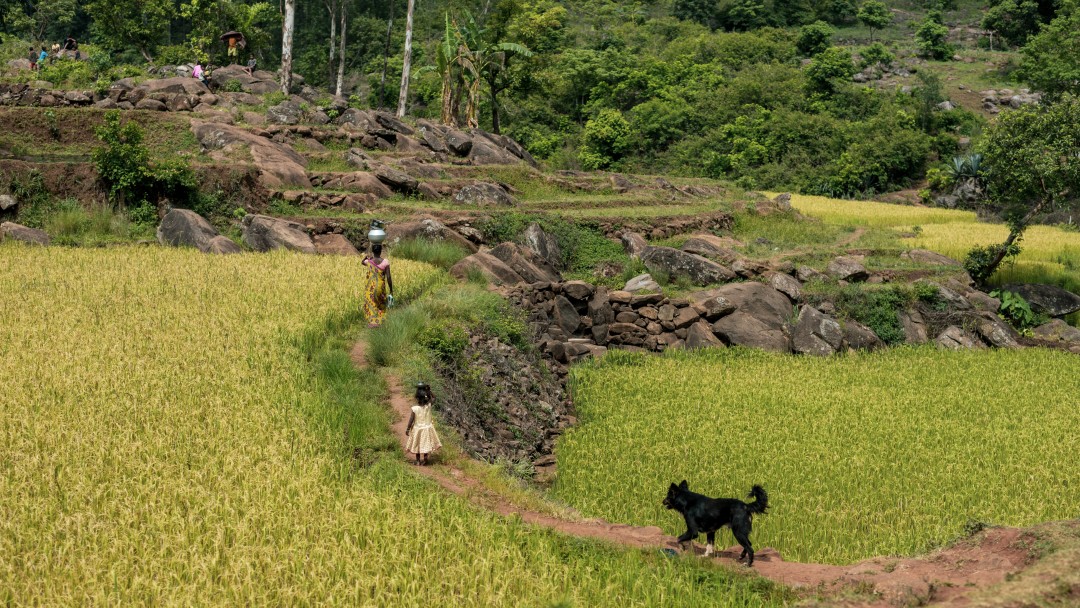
(0, 245), (786, 607)
(556, 348), (1080, 565)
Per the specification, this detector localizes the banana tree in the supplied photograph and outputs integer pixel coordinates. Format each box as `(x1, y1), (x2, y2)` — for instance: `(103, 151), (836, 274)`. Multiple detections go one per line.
(455, 11), (532, 131)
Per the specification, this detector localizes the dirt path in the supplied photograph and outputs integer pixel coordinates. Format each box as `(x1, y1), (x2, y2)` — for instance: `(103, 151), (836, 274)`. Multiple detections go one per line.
(767, 227), (867, 267)
(350, 339), (1036, 607)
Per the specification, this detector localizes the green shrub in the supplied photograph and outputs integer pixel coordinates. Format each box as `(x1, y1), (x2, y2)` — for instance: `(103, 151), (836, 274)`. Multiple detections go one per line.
(797, 21), (835, 57)
(223, 79), (244, 93)
(45, 205), (136, 246)
(859, 42), (894, 68)
(579, 108), (632, 170)
(990, 289), (1045, 330)
(831, 285), (912, 345)
(915, 14), (954, 60)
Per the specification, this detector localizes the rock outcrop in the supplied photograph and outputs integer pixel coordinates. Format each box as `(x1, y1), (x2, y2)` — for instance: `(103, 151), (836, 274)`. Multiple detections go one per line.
(156, 208), (219, 251)
(641, 246), (735, 286)
(0, 221), (49, 245)
(241, 214), (316, 253)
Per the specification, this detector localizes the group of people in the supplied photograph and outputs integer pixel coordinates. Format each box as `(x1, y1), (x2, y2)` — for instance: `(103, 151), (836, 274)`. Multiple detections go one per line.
(27, 37), (79, 70)
(360, 243), (442, 465)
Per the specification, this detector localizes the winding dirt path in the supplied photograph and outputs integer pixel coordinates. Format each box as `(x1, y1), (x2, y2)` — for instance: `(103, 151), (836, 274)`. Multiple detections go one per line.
(350, 339), (1037, 607)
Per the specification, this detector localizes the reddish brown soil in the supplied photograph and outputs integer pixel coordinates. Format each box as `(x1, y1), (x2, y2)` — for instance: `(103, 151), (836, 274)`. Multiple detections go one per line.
(349, 339), (1056, 607)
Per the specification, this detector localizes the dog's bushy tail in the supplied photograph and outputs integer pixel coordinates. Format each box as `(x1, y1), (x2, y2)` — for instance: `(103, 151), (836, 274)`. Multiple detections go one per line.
(746, 485), (769, 515)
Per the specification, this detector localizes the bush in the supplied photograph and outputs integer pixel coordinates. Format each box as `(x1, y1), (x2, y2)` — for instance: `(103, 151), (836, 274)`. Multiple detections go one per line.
(579, 108), (632, 170)
(832, 285), (912, 345)
(797, 21), (835, 56)
(805, 47), (855, 94)
(859, 42), (894, 68)
(915, 15), (954, 60)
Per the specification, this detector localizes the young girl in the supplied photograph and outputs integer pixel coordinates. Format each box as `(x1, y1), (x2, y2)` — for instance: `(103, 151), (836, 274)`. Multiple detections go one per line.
(362, 243), (394, 328)
(405, 383), (442, 465)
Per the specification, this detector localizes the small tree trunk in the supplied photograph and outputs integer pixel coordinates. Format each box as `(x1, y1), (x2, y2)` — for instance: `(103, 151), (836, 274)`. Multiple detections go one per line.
(396, 0), (416, 117)
(281, 0), (296, 95)
(327, 0), (337, 91)
(980, 200), (1048, 282)
(378, 6), (393, 110)
(489, 78), (500, 134)
(336, 5), (347, 97)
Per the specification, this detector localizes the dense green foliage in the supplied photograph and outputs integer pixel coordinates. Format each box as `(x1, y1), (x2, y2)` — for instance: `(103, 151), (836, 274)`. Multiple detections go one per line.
(93, 110), (196, 224)
(1018, 0), (1080, 100)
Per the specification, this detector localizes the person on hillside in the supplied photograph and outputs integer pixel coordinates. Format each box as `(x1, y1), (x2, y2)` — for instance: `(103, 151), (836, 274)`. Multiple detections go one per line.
(361, 243), (394, 328)
(63, 36), (79, 60)
(28, 47), (37, 71)
(244, 57), (257, 76)
(192, 62), (205, 83)
(227, 37), (238, 62)
(38, 47), (47, 65)
(405, 383), (442, 466)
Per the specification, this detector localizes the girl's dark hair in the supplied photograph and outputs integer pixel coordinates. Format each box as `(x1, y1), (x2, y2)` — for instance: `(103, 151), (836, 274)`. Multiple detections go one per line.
(415, 384), (432, 405)
(371, 243), (383, 257)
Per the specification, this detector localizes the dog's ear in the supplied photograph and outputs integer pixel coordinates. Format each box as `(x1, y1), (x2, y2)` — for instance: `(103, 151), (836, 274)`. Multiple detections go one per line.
(668, 483), (678, 492)
(679, 480), (688, 490)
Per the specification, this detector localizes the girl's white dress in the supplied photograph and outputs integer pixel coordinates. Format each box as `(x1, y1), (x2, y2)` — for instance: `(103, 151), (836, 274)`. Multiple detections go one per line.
(405, 405), (442, 454)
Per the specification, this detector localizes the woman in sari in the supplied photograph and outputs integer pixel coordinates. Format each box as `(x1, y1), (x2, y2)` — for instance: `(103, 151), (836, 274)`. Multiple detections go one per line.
(362, 243), (394, 327)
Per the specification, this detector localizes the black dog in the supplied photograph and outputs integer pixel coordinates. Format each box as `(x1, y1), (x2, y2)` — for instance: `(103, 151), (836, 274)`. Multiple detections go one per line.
(663, 481), (769, 566)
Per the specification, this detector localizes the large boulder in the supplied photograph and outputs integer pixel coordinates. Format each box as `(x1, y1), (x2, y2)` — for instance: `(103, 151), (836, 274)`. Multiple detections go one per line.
(624, 274), (661, 293)
(826, 256), (869, 282)
(135, 77), (211, 97)
(192, 120), (310, 188)
(522, 223), (562, 268)
(700, 282), (793, 352)
(1032, 319), (1080, 344)
(444, 129), (473, 156)
(208, 64), (285, 95)
(901, 249), (962, 266)
(0, 221), (49, 245)
(313, 233), (360, 256)
(680, 235), (741, 264)
(489, 242), (561, 283)
(792, 306), (843, 356)
(384, 218), (478, 253)
(1000, 283), (1080, 317)
(899, 309), (929, 344)
(685, 320), (724, 349)
(156, 209), (219, 250)
(373, 165), (419, 192)
(975, 312), (1021, 349)
(266, 97), (304, 125)
(466, 133), (521, 165)
(767, 272), (802, 302)
(936, 326), (984, 350)
(641, 246), (736, 286)
(241, 214), (316, 253)
(841, 320), (884, 352)
(552, 295), (581, 334)
(453, 182), (516, 206)
(450, 251), (523, 285)
(621, 232), (649, 259)
(205, 235), (242, 254)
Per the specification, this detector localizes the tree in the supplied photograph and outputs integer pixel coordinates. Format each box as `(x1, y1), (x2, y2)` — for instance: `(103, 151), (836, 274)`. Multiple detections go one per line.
(856, 0), (892, 42)
(4, 0), (76, 42)
(86, 0), (173, 61)
(579, 108), (632, 169)
(673, 0), (717, 28)
(981, 0), (1042, 47)
(397, 0), (416, 117)
(723, 0), (767, 30)
(817, 0), (858, 25)
(805, 46), (855, 93)
(1019, 0), (1080, 100)
(281, 0), (296, 94)
(797, 20), (835, 56)
(914, 11), (953, 59)
(965, 95), (1080, 284)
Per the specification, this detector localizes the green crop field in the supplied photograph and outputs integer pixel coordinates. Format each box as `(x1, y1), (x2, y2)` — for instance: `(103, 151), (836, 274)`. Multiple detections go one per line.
(0, 245), (788, 607)
(556, 348), (1080, 565)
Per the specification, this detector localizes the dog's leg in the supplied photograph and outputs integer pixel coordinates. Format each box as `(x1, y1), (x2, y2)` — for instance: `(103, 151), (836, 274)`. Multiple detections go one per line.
(704, 531), (716, 557)
(733, 524), (754, 567)
(676, 526), (697, 552)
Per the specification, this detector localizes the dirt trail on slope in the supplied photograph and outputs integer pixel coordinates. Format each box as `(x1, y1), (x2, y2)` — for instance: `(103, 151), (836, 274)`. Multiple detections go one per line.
(350, 339), (1043, 607)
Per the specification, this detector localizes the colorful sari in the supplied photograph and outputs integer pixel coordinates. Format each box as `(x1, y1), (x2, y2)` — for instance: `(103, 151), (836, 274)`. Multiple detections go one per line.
(362, 257), (391, 327)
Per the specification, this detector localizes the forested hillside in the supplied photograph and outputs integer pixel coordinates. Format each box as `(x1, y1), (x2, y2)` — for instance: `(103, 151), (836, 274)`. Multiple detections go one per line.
(2, 0), (1078, 198)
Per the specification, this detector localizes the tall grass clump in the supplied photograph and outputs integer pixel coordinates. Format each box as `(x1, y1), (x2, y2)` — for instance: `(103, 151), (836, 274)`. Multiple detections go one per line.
(390, 238), (470, 269)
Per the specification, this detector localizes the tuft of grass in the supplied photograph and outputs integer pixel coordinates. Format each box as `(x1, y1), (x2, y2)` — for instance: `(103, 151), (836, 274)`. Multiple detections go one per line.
(390, 238), (470, 270)
(45, 204), (141, 246)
